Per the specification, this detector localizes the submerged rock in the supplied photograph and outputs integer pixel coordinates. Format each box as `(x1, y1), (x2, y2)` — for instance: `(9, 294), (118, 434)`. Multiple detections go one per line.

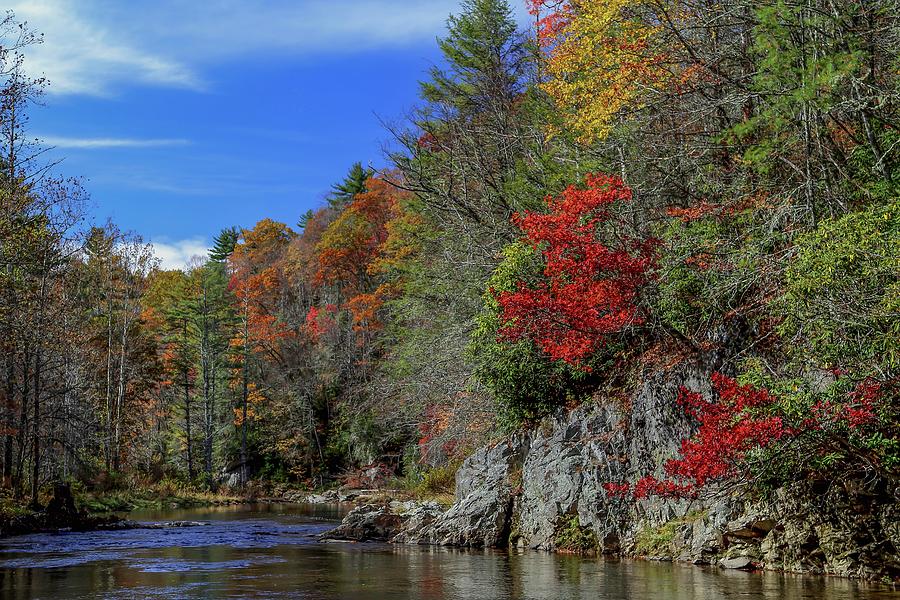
(720, 556), (755, 570)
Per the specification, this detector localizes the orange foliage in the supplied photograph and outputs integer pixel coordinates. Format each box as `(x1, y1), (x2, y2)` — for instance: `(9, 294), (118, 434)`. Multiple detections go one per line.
(312, 173), (414, 333)
(665, 201), (721, 223)
(229, 220), (296, 357)
(315, 175), (405, 291)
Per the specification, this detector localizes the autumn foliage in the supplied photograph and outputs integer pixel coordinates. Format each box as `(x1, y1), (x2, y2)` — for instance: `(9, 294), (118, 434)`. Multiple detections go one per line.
(607, 374), (895, 499)
(314, 174), (410, 330)
(496, 174), (655, 366)
(529, 0), (669, 143)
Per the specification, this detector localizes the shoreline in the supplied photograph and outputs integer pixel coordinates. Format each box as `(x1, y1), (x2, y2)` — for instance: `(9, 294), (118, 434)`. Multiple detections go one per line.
(2, 488), (897, 591)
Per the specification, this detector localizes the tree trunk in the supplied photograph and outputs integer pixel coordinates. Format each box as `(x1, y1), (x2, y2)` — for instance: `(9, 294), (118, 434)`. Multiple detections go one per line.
(184, 318), (194, 481)
(30, 343), (41, 508)
(113, 307), (129, 472)
(240, 308), (249, 487)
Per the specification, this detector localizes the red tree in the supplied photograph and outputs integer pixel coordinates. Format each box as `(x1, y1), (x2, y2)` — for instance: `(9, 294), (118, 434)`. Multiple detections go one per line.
(497, 173), (655, 366)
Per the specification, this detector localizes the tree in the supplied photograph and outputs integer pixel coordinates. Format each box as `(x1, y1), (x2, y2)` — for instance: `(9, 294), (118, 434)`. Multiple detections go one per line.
(192, 259), (236, 489)
(497, 174), (655, 366)
(209, 227), (240, 263)
(328, 162), (374, 209)
(392, 0), (534, 240)
(530, 0), (669, 144)
(228, 219), (295, 484)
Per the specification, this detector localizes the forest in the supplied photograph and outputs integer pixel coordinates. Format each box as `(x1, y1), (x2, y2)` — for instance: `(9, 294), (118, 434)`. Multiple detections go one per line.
(0, 0), (897, 513)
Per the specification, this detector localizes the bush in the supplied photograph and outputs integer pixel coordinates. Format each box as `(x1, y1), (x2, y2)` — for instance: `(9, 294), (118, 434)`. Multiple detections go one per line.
(780, 199), (900, 372)
(469, 242), (592, 424)
(554, 514), (598, 553)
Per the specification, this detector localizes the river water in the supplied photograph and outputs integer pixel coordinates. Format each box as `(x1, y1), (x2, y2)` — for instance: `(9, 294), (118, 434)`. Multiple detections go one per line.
(0, 503), (895, 599)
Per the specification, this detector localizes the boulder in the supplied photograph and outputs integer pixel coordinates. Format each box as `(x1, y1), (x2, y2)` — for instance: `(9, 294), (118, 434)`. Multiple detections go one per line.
(720, 556), (754, 570)
(322, 501), (444, 543)
(401, 436), (528, 548)
(320, 504), (404, 541)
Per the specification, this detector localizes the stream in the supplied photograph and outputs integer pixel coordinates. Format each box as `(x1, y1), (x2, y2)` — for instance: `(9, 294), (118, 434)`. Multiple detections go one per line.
(0, 503), (895, 599)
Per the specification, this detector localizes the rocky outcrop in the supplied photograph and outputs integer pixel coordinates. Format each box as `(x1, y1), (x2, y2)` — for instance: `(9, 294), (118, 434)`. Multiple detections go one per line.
(397, 435), (527, 548)
(321, 501), (443, 542)
(380, 357), (900, 581)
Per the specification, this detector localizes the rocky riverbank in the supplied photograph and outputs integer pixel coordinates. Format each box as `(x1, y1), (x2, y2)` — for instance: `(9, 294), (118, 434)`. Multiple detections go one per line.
(321, 358), (900, 583)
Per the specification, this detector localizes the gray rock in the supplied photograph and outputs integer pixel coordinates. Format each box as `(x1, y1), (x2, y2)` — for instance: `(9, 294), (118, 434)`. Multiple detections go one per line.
(320, 504), (404, 542)
(322, 501), (445, 543)
(390, 356), (900, 581)
(403, 436), (527, 548)
(720, 556), (754, 570)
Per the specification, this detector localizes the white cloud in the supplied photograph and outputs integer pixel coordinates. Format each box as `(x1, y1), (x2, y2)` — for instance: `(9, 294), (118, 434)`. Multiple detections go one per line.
(9, 0), (520, 97)
(10, 0), (203, 96)
(39, 135), (190, 149)
(151, 238), (209, 271)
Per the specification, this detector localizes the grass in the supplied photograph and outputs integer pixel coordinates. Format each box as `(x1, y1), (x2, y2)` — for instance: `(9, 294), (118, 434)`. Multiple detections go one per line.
(0, 492), (32, 520)
(554, 514), (598, 554)
(634, 510), (707, 556)
(73, 478), (245, 514)
(385, 463), (459, 508)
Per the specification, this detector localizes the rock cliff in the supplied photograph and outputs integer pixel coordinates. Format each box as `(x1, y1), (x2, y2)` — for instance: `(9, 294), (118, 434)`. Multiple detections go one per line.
(325, 358), (899, 581)
(406, 359), (898, 580)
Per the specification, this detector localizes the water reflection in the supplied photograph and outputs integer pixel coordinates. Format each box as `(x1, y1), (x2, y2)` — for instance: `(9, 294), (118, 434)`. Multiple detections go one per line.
(0, 504), (894, 599)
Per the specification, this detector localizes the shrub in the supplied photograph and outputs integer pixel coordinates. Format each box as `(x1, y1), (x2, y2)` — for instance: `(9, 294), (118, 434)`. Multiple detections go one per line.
(469, 242), (592, 424)
(554, 514), (598, 553)
(781, 199), (900, 372)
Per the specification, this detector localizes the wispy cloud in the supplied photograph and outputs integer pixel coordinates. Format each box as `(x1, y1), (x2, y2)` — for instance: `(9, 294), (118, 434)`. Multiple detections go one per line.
(10, 0), (203, 96)
(10, 0), (508, 97)
(151, 238), (209, 271)
(40, 136), (190, 149)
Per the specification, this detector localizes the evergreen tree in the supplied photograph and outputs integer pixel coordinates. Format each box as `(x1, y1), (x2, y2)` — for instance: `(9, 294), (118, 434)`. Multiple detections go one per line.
(209, 226), (240, 262)
(420, 0), (528, 115)
(328, 162), (374, 209)
(297, 209), (315, 231)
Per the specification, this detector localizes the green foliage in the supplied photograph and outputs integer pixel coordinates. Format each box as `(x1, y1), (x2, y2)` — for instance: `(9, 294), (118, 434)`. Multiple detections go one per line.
(736, 359), (900, 485)
(328, 162), (374, 209)
(469, 242), (591, 424)
(554, 514), (598, 553)
(418, 463), (458, 496)
(634, 511), (706, 556)
(209, 226), (240, 262)
(726, 0), (899, 213)
(654, 217), (726, 337)
(652, 201), (784, 341)
(74, 477), (242, 513)
(420, 0), (526, 113)
(326, 410), (397, 468)
(395, 458), (458, 504)
(780, 200), (900, 371)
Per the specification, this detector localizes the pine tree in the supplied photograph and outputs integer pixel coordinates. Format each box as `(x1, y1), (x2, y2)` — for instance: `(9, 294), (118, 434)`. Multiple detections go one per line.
(209, 227), (240, 262)
(420, 0), (527, 116)
(328, 162), (374, 209)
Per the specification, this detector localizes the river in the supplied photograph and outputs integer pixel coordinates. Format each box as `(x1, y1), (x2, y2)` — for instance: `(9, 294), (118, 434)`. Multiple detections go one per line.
(0, 503), (894, 599)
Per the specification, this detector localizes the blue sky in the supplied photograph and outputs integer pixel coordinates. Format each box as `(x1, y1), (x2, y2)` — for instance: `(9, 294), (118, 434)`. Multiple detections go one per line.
(13, 0), (528, 268)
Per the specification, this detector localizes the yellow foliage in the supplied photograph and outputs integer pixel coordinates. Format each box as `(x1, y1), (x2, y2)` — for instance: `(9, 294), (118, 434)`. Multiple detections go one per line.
(540, 0), (669, 144)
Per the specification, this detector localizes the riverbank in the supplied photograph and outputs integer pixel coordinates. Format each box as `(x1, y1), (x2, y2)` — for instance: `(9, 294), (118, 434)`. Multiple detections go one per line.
(7, 502), (891, 600)
(0, 479), (252, 538)
(76, 481), (247, 513)
(315, 359), (900, 584)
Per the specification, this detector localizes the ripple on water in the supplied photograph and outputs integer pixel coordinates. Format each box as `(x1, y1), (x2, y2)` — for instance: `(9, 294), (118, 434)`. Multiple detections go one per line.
(128, 555), (287, 573)
(0, 518), (329, 557)
(0, 551), (127, 569)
